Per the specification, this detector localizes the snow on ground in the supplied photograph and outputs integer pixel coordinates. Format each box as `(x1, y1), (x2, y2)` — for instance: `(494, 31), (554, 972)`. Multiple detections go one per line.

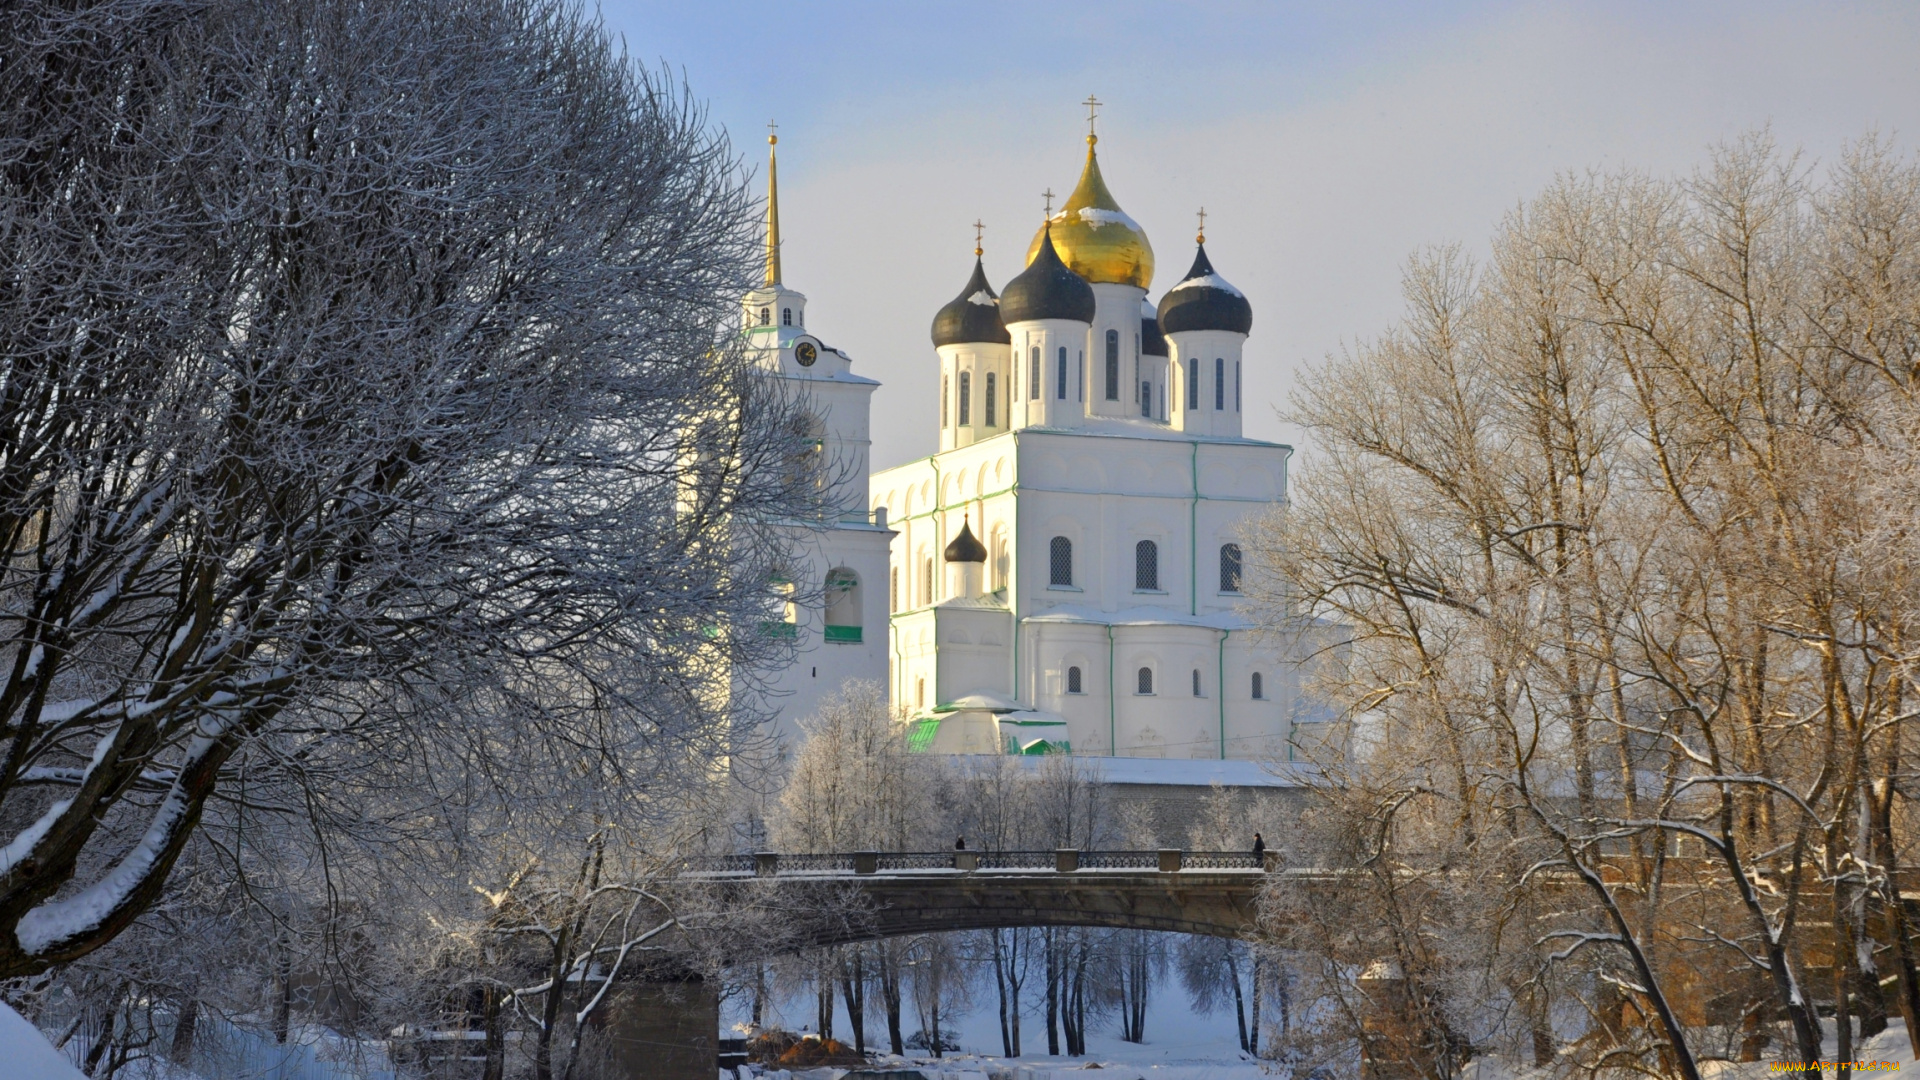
(1457, 1018), (1918, 1080)
(728, 972), (1279, 1079)
(1, 1001), (86, 1080)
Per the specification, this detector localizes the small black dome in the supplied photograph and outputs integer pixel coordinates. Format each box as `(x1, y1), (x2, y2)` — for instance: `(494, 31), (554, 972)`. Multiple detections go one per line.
(943, 519), (987, 563)
(1140, 298), (1168, 357)
(931, 258), (1011, 348)
(1000, 226), (1095, 325)
(1156, 244), (1252, 336)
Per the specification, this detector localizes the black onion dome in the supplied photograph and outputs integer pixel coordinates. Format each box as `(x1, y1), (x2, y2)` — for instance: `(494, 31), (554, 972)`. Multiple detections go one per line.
(1140, 298), (1168, 357)
(1156, 243), (1253, 335)
(943, 519), (987, 563)
(1000, 226), (1095, 325)
(931, 258), (1012, 348)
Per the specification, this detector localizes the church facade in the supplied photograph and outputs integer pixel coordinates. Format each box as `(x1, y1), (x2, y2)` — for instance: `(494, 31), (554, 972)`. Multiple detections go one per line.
(867, 125), (1314, 761)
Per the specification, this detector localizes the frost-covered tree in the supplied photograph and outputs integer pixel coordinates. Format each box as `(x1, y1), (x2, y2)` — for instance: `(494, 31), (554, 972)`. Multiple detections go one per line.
(0, 0), (814, 978)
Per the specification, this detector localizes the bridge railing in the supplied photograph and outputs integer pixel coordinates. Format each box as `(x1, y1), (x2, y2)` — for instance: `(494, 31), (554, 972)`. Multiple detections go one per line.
(677, 849), (1274, 877)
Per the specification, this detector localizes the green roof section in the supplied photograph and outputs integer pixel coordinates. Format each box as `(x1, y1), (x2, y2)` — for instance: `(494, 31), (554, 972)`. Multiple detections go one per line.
(905, 717), (941, 753)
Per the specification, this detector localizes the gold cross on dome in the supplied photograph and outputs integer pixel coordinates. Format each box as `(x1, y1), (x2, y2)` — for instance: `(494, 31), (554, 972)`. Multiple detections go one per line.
(1196, 207), (1207, 244)
(1083, 94), (1102, 138)
(1042, 188), (1056, 217)
(766, 119), (778, 145)
(972, 219), (984, 257)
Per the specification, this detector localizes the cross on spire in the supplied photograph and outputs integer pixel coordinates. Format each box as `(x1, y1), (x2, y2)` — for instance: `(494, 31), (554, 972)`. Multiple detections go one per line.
(766, 119), (778, 145)
(1196, 207), (1207, 245)
(1042, 188), (1056, 218)
(1083, 95), (1102, 145)
(972, 219), (984, 258)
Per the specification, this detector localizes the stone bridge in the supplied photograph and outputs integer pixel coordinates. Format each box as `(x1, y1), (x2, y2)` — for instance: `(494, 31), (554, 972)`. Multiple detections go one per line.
(678, 849), (1308, 947)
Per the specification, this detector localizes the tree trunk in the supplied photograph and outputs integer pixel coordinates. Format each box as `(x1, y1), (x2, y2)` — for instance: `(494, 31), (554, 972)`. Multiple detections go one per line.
(1227, 949), (1248, 1053)
(481, 984), (504, 1080)
(1045, 929), (1060, 1056)
(169, 995), (198, 1066)
(994, 929), (1011, 1056)
(840, 949), (866, 1054)
(880, 949), (904, 1056)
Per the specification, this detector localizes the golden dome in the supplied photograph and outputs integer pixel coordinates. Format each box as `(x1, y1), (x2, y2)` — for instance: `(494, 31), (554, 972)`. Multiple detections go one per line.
(1026, 138), (1154, 290)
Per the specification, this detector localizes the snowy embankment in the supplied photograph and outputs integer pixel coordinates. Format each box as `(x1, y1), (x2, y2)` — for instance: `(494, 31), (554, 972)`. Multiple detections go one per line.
(1, 1002), (85, 1080)
(1458, 1019), (1918, 1080)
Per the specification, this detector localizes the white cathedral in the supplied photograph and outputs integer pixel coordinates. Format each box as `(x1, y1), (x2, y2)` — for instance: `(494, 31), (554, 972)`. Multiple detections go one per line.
(746, 117), (1327, 763)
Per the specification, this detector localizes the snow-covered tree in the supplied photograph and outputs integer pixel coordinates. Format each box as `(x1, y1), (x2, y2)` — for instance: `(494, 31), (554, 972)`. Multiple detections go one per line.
(0, 0), (815, 979)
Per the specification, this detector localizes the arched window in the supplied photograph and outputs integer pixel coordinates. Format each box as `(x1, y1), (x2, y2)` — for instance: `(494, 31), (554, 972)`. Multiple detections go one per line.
(890, 567), (900, 612)
(1134, 540), (1159, 591)
(1141, 381), (1152, 418)
(1251, 672), (1264, 700)
(958, 371), (971, 426)
(1056, 346), (1068, 400)
(824, 569), (861, 642)
(916, 678), (926, 708)
(1067, 666), (1083, 694)
(1137, 667), (1154, 695)
(1049, 536), (1073, 586)
(985, 372), (997, 427)
(922, 556), (934, 605)
(1192, 669), (1203, 697)
(782, 307), (792, 326)
(1235, 360), (1242, 412)
(1077, 350), (1085, 400)
(758, 307), (770, 326)
(1186, 358), (1199, 409)
(1030, 346), (1041, 403)
(1105, 329), (1120, 400)
(1219, 543), (1243, 593)
(1215, 357), (1226, 410)
(941, 376), (950, 429)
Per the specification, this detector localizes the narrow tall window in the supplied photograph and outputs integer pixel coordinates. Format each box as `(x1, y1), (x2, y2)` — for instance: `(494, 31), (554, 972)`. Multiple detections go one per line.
(1215, 357), (1225, 410)
(1049, 536), (1073, 586)
(985, 372), (997, 427)
(1193, 669), (1203, 697)
(1056, 346), (1068, 400)
(922, 556), (934, 605)
(890, 568), (900, 611)
(1235, 360), (1242, 412)
(1187, 358), (1199, 409)
(1077, 350), (1084, 401)
(941, 376), (950, 428)
(916, 678), (925, 708)
(1219, 543), (1243, 593)
(1105, 329), (1120, 400)
(1137, 667), (1154, 695)
(1135, 540), (1159, 591)
(958, 371), (972, 425)
(1067, 666), (1083, 694)
(1251, 672), (1264, 700)
(1031, 346), (1041, 403)
(782, 308), (792, 326)
(758, 307), (770, 326)
(1141, 381), (1152, 417)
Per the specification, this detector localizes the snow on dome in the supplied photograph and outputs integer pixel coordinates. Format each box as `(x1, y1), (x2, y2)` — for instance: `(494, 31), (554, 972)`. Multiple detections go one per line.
(1071, 206), (1143, 231)
(1168, 271), (1244, 299)
(967, 290), (996, 305)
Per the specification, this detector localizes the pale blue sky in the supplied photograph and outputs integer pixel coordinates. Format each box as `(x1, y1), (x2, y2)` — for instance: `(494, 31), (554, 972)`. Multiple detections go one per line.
(598, 1), (1920, 469)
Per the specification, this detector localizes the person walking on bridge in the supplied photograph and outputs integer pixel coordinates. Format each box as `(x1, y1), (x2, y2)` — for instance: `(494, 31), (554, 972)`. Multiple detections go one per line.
(1252, 833), (1265, 858)
(954, 835), (966, 850)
